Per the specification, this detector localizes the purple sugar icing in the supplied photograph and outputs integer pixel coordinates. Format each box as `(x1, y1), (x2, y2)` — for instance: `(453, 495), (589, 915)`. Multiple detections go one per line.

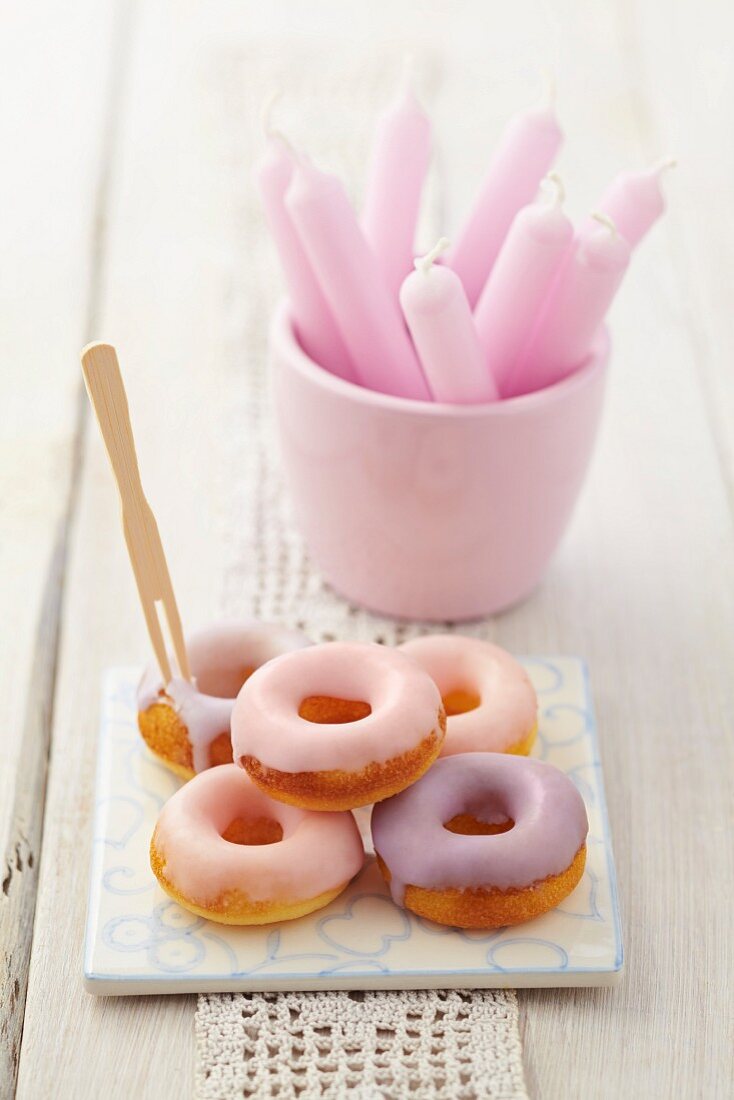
(371, 753), (588, 905)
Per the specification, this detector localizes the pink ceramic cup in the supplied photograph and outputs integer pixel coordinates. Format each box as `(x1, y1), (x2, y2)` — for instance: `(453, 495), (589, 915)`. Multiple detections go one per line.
(271, 302), (609, 621)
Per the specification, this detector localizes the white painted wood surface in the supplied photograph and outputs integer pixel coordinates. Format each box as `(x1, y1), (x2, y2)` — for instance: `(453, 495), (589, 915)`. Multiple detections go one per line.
(0, 2), (121, 1090)
(4, 1), (733, 1097)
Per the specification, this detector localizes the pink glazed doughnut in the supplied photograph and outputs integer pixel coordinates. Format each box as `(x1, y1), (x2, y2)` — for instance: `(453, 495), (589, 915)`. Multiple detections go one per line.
(150, 764), (364, 924)
(137, 620), (311, 779)
(232, 641), (446, 811)
(399, 635), (537, 756)
(372, 753), (587, 928)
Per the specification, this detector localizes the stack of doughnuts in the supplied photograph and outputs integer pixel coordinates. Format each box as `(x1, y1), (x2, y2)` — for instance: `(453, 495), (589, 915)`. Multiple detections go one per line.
(144, 627), (588, 929)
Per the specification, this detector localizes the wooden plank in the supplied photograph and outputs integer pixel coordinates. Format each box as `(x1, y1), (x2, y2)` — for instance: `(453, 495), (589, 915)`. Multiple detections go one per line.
(500, 3), (734, 1096)
(0, 3), (121, 1094)
(13, 3), (229, 1095)
(617, 0), (734, 502)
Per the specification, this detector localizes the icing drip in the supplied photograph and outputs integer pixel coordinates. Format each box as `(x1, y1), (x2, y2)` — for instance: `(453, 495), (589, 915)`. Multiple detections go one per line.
(163, 678), (234, 774)
(371, 753), (587, 905)
(137, 619), (311, 772)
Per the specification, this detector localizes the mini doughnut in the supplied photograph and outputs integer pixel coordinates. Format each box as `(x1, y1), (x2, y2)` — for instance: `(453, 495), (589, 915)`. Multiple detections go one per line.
(399, 635), (537, 756)
(150, 764), (364, 924)
(232, 641), (446, 811)
(371, 753), (587, 928)
(138, 620), (311, 779)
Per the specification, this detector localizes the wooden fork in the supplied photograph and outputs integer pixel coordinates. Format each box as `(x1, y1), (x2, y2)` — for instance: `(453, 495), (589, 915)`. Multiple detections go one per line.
(80, 342), (191, 685)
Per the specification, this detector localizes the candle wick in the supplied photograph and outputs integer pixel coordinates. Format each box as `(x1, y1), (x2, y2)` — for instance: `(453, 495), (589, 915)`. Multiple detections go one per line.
(541, 171), (565, 207)
(261, 90), (299, 157)
(414, 237), (451, 274)
(539, 66), (557, 109)
(652, 155), (678, 177)
(400, 52), (418, 99)
(261, 90), (282, 139)
(591, 211), (619, 237)
(272, 128), (299, 156)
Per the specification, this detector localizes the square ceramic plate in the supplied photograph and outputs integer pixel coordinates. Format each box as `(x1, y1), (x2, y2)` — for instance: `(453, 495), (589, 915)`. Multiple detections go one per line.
(84, 658), (623, 994)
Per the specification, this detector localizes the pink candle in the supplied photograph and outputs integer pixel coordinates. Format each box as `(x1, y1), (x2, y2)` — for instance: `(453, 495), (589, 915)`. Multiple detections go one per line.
(474, 173), (573, 396)
(255, 133), (355, 383)
(362, 73), (431, 300)
(588, 157), (675, 248)
(400, 238), (499, 404)
(445, 99), (563, 308)
(507, 212), (631, 396)
(287, 160), (431, 400)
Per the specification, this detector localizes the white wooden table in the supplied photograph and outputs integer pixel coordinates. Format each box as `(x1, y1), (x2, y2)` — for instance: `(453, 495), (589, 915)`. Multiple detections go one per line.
(2, 2), (733, 1097)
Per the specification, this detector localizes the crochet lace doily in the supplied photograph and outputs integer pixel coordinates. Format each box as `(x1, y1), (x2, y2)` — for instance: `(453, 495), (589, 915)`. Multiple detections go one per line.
(196, 990), (527, 1100)
(194, 44), (527, 1100)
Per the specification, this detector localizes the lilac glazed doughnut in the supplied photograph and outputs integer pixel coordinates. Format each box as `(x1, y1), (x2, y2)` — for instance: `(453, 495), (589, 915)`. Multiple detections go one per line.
(399, 635), (537, 756)
(232, 642), (446, 811)
(371, 753), (587, 928)
(137, 620), (311, 779)
(150, 764), (364, 924)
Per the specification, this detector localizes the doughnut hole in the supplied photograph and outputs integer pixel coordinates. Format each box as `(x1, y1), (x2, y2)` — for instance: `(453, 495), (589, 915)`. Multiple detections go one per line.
(442, 687), (481, 716)
(191, 660), (257, 770)
(444, 788), (514, 835)
(195, 664), (256, 698)
(298, 696), (372, 724)
(221, 816), (283, 846)
(208, 731), (234, 767)
(444, 813), (515, 836)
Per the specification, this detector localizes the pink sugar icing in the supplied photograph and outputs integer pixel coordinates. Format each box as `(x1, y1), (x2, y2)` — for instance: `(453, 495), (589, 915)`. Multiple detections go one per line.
(231, 641), (443, 773)
(371, 753), (588, 905)
(152, 764), (364, 905)
(137, 619), (311, 772)
(399, 635), (537, 755)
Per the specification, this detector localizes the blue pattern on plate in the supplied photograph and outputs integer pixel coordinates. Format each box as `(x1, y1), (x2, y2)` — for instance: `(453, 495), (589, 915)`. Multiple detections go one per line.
(488, 939), (569, 971)
(318, 895), (411, 956)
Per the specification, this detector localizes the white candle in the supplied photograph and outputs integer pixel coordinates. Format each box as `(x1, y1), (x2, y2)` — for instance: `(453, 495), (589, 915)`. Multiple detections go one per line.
(287, 159), (431, 400)
(400, 238), (499, 404)
(507, 212), (631, 396)
(362, 65), (432, 300)
(474, 173), (573, 396)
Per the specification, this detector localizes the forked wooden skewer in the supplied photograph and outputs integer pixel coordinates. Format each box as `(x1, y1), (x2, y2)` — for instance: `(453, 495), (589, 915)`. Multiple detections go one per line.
(80, 342), (192, 686)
